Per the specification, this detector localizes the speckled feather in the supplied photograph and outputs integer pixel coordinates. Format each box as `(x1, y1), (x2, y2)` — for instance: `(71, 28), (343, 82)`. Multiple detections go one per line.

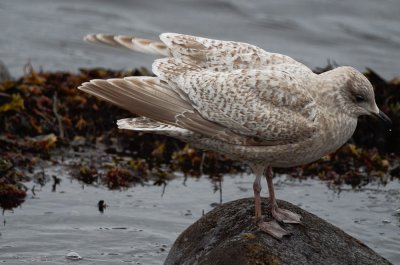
(153, 60), (317, 142)
(80, 33), (376, 167)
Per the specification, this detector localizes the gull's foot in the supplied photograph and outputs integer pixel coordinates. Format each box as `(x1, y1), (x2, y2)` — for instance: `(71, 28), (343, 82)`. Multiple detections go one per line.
(272, 207), (302, 224)
(257, 220), (290, 239)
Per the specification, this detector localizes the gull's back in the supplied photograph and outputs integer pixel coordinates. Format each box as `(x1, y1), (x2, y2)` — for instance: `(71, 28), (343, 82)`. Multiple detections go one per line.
(79, 33), (356, 167)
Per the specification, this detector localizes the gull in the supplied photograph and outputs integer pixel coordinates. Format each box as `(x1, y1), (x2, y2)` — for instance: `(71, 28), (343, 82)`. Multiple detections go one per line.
(79, 33), (391, 238)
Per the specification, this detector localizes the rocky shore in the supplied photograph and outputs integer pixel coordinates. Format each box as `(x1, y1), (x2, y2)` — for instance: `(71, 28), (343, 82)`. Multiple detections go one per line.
(0, 61), (399, 212)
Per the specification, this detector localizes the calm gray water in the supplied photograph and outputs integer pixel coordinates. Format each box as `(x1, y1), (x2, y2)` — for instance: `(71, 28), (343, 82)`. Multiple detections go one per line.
(0, 0), (399, 79)
(0, 164), (399, 264)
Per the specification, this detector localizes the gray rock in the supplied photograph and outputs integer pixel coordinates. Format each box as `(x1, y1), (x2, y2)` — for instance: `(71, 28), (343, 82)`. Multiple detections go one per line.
(165, 198), (391, 265)
(0, 60), (12, 82)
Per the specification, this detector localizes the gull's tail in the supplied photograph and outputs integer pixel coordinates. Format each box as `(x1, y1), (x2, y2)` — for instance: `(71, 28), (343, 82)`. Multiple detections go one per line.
(84, 33), (169, 56)
(117, 117), (188, 134)
(78, 76), (193, 126)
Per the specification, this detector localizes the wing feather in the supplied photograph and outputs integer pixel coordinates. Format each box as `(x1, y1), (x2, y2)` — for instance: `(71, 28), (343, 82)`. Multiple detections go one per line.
(78, 77), (260, 145)
(80, 32), (318, 145)
(159, 33), (306, 71)
(153, 59), (318, 142)
(84, 33), (169, 56)
(84, 33), (310, 72)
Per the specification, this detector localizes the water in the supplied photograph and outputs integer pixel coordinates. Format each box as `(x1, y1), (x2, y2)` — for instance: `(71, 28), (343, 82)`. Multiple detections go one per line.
(1, 164), (399, 264)
(0, 0), (399, 80)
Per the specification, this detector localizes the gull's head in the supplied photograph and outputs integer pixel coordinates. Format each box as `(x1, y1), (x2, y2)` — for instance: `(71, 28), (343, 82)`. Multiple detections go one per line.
(336, 67), (391, 128)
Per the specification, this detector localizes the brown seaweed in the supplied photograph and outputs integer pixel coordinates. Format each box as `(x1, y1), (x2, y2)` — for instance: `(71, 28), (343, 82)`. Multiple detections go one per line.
(0, 65), (399, 207)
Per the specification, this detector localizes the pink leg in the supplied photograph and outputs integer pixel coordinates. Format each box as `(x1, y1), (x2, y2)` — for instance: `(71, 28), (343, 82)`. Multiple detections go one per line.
(266, 166), (301, 224)
(251, 165), (289, 239)
(253, 171), (262, 223)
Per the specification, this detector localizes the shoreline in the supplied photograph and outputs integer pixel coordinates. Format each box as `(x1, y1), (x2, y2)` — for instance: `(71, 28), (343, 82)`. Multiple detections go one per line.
(0, 64), (399, 211)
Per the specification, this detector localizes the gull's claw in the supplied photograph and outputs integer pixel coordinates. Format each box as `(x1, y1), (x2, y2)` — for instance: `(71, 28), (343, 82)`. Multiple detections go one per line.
(272, 207), (302, 224)
(257, 220), (290, 239)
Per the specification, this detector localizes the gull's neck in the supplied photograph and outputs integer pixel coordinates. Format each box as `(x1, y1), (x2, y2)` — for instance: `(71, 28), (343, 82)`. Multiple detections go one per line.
(312, 67), (359, 146)
(312, 67), (354, 115)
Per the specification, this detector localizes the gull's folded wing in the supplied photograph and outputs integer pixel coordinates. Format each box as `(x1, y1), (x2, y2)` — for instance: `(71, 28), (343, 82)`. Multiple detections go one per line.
(153, 58), (318, 142)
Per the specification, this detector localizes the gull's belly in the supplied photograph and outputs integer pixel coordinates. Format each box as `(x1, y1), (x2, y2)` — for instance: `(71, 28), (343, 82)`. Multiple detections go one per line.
(216, 137), (343, 168)
(189, 115), (358, 168)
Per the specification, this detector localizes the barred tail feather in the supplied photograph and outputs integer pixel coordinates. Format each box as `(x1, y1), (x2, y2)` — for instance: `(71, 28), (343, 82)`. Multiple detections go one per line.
(84, 33), (169, 56)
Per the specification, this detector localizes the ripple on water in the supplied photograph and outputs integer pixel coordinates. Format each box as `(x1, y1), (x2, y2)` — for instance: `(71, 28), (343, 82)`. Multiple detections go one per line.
(0, 170), (399, 264)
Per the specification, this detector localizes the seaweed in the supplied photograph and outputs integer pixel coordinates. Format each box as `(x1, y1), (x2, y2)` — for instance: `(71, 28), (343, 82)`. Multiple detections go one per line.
(0, 182), (26, 213)
(0, 65), (399, 210)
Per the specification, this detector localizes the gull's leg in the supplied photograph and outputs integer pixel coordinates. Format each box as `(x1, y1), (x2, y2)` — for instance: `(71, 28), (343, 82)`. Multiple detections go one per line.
(253, 171), (262, 223)
(266, 167), (301, 224)
(252, 165), (289, 239)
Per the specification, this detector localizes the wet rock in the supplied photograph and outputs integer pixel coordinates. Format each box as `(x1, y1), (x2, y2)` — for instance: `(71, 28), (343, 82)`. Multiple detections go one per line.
(66, 251), (82, 260)
(165, 198), (391, 265)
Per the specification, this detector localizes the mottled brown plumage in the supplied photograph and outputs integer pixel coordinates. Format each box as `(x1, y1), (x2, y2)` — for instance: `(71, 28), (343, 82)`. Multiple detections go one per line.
(79, 33), (389, 238)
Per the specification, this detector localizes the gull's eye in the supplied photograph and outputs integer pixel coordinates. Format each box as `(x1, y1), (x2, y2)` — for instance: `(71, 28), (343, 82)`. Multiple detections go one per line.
(355, 95), (365, 103)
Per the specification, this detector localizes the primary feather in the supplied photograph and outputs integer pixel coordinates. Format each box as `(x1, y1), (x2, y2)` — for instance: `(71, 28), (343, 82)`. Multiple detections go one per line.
(79, 33), (319, 148)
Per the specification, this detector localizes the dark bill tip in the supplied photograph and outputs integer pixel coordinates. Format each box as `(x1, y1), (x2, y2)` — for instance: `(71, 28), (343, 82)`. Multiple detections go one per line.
(375, 110), (392, 130)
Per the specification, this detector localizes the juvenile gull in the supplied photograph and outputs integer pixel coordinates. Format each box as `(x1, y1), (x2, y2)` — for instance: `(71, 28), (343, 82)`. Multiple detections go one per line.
(79, 33), (391, 238)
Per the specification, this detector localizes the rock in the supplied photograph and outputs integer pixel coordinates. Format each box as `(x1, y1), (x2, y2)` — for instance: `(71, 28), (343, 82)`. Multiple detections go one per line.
(165, 198), (391, 265)
(66, 251), (82, 260)
(0, 60), (12, 82)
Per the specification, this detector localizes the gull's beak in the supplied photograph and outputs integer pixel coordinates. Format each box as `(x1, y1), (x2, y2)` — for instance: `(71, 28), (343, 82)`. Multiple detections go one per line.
(373, 110), (392, 129)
